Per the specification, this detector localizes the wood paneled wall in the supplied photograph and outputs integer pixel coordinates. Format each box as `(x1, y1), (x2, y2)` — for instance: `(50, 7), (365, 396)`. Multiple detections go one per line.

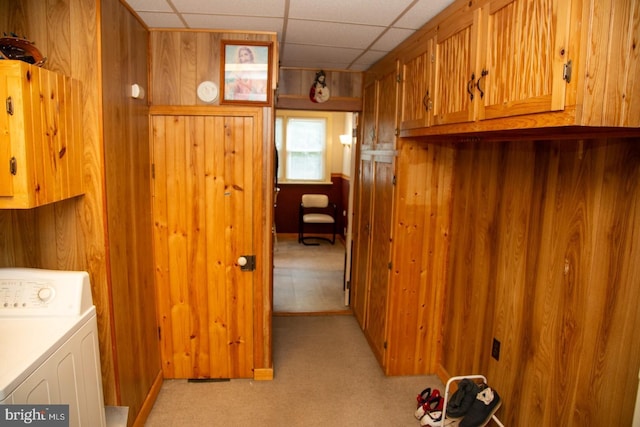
(150, 30), (277, 106)
(101, 0), (161, 423)
(442, 137), (640, 426)
(0, 0), (161, 425)
(0, 0), (114, 400)
(387, 140), (454, 375)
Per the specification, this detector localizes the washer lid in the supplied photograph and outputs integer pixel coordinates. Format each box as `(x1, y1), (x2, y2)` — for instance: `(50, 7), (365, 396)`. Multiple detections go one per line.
(0, 308), (95, 400)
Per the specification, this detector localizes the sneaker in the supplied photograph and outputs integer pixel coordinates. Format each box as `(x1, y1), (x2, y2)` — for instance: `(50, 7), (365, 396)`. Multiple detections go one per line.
(420, 409), (459, 427)
(413, 389), (444, 420)
(446, 378), (480, 419)
(417, 387), (436, 408)
(459, 386), (502, 427)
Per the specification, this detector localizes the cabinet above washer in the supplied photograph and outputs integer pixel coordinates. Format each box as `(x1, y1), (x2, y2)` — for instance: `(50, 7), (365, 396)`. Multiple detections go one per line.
(0, 60), (83, 209)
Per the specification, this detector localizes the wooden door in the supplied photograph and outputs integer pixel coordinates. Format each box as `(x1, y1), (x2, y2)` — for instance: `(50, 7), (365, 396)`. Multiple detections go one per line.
(152, 112), (257, 379)
(400, 36), (434, 131)
(433, 9), (480, 125)
(364, 156), (394, 367)
(351, 155), (374, 328)
(479, 0), (571, 120)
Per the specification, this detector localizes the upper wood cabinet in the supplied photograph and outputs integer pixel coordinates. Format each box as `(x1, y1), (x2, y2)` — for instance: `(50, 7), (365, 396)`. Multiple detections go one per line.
(394, 0), (640, 136)
(361, 81), (377, 148)
(477, 0), (571, 121)
(432, 8), (480, 126)
(430, 0), (570, 126)
(399, 31), (435, 131)
(0, 61), (83, 209)
(361, 61), (399, 151)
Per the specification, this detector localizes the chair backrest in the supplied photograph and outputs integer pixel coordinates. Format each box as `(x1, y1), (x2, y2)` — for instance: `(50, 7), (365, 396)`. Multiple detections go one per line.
(301, 194), (329, 208)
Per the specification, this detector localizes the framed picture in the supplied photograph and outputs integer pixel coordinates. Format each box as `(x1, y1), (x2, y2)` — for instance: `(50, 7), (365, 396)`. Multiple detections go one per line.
(221, 41), (273, 105)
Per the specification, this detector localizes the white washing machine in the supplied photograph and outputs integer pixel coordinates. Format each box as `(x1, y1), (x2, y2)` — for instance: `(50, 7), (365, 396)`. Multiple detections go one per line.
(0, 268), (106, 427)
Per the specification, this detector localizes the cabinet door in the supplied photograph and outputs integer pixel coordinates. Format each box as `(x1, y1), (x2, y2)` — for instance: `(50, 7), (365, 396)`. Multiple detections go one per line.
(433, 10), (480, 125)
(375, 65), (399, 151)
(365, 156), (394, 367)
(0, 73), (13, 197)
(361, 81), (377, 148)
(478, 0), (571, 120)
(351, 156), (374, 328)
(400, 37), (434, 130)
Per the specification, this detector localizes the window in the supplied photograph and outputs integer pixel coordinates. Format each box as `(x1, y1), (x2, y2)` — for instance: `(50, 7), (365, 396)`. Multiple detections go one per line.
(275, 115), (328, 182)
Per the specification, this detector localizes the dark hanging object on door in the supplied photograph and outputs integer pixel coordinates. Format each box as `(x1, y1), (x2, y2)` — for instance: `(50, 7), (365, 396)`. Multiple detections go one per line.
(0, 33), (46, 66)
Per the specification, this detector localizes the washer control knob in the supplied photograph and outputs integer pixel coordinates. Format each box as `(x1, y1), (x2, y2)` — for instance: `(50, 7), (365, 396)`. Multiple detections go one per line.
(37, 287), (53, 302)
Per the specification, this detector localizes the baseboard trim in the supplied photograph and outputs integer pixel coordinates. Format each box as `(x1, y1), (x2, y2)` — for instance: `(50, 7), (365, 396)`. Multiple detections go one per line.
(253, 368), (274, 381)
(436, 364), (450, 386)
(132, 370), (163, 427)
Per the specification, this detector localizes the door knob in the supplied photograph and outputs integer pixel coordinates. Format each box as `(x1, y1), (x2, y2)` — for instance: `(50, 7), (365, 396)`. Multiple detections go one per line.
(237, 255), (256, 271)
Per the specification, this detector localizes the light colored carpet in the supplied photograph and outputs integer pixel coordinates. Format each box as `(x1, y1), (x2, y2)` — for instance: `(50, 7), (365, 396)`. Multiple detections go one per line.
(274, 235), (348, 313)
(145, 315), (443, 426)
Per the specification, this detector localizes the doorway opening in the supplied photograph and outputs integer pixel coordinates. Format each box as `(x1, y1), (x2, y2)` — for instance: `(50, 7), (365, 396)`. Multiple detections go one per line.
(272, 110), (356, 315)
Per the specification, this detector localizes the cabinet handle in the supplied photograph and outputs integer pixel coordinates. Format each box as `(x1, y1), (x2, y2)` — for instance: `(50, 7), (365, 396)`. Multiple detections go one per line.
(9, 157), (17, 175)
(477, 69), (489, 99)
(422, 90), (431, 111)
(467, 73), (475, 101)
(5, 96), (13, 115)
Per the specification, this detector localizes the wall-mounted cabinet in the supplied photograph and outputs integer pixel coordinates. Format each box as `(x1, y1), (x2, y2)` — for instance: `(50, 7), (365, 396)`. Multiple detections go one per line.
(0, 61), (83, 209)
(476, 0), (571, 121)
(395, 0), (640, 137)
(432, 6), (480, 126)
(399, 31), (435, 131)
(360, 61), (399, 151)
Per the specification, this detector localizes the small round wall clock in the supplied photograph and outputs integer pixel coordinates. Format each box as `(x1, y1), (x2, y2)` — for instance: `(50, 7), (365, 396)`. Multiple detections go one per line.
(197, 80), (218, 103)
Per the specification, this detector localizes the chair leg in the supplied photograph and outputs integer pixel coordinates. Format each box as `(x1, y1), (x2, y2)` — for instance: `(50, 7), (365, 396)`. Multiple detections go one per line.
(331, 220), (336, 244)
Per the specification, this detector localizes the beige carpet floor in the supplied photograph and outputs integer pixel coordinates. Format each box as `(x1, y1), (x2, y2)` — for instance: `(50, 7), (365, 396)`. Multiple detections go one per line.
(145, 315), (443, 426)
(274, 234), (348, 313)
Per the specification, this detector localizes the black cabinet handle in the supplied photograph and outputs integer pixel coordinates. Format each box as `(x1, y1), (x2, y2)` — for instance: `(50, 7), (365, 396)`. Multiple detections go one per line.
(467, 73), (476, 101)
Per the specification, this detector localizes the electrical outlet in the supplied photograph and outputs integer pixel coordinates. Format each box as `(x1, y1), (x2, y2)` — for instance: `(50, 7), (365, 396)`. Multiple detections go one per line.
(491, 338), (501, 361)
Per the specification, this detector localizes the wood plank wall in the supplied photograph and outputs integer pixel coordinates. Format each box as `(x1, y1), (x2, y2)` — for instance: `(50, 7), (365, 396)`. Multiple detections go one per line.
(150, 31), (277, 106)
(0, 1), (161, 424)
(0, 0), (115, 401)
(442, 137), (640, 426)
(100, 0), (161, 423)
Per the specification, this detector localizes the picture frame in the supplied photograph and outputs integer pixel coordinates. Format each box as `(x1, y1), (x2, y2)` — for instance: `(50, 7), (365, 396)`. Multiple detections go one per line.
(221, 41), (273, 105)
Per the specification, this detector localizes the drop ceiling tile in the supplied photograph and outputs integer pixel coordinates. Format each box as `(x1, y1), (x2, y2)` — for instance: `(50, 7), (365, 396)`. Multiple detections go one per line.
(171, 0), (285, 16)
(352, 49), (388, 67)
(137, 12), (186, 28)
(184, 14), (283, 33)
(124, 0), (173, 12)
(281, 44), (364, 66)
(122, 0), (458, 70)
(286, 20), (384, 49)
(394, 0), (451, 29)
(289, 0), (414, 26)
(370, 27), (415, 52)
